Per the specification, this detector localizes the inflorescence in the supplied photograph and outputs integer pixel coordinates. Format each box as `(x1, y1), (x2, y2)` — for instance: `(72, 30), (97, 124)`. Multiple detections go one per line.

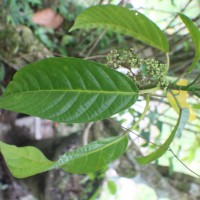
(106, 48), (169, 92)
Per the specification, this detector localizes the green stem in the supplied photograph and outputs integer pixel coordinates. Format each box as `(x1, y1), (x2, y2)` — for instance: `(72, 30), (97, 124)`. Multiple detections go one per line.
(138, 81), (199, 95)
(169, 90), (182, 110)
(129, 95), (150, 131)
(172, 73), (186, 85)
(139, 86), (160, 95)
(187, 73), (200, 87)
(168, 84), (195, 92)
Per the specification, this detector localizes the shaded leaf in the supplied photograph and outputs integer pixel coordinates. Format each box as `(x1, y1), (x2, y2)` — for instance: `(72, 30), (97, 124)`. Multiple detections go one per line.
(136, 108), (189, 165)
(51, 134), (128, 174)
(0, 135), (128, 178)
(0, 57), (138, 123)
(179, 13), (200, 72)
(0, 141), (54, 178)
(70, 5), (169, 52)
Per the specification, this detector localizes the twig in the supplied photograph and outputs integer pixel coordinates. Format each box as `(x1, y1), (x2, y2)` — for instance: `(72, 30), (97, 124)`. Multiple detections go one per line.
(83, 122), (94, 145)
(121, 126), (162, 148)
(84, 54), (107, 60)
(129, 95), (150, 130)
(85, 30), (107, 59)
(169, 148), (200, 178)
(165, 53), (170, 74)
(165, 0), (193, 30)
(169, 89), (182, 110)
(188, 73), (200, 87)
(120, 125), (200, 178)
(0, 55), (18, 70)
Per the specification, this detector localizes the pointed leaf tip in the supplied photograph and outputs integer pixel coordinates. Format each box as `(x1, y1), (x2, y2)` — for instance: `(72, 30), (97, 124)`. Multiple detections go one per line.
(0, 57), (138, 123)
(179, 13), (200, 72)
(52, 134), (129, 174)
(70, 5), (169, 52)
(136, 108), (189, 165)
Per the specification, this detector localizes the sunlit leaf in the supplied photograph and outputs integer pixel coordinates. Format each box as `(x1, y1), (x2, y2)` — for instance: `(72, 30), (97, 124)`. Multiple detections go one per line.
(107, 180), (117, 195)
(0, 135), (128, 178)
(0, 141), (54, 178)
(0, 57), (138, 123)
(70, 5), (169, 52)
(136, 108), (189, 165)
(51, 134), (128, 174)
(167, 79), (196, 121)
(179, 13), (200, 72)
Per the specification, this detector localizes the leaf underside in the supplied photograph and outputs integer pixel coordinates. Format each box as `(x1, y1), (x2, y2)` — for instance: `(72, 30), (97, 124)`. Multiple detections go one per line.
(0, 135), (128, 178)
(0, 141), (54, 178)
(0, 57), (138, 123)
(179, 13), (200, 72)
(136, 108), (189, 164)
(70, 5), (169, 52)
(51, 134), (128, 173)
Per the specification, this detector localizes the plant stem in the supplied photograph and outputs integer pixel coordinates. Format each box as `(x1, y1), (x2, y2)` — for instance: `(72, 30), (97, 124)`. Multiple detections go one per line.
(138, 81), (199, 95)
(187, 73), (200, 87)
(131, 95), (150, 130)
(169, 90), (182, 110)
(165, 53), (170, 74)
(139, 86), (160, 95)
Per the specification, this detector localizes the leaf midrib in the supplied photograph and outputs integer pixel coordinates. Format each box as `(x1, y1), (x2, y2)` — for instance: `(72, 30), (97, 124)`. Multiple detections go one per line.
(4, 88), (138, 96)
(55, 135), (127, 168)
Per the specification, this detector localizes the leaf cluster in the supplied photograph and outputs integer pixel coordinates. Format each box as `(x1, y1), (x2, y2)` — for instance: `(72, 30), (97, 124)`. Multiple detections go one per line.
(0, 4), (200, 179)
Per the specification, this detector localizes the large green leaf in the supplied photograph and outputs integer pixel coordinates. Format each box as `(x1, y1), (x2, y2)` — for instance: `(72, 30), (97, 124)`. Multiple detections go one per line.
(179, 13), (200, 72)
(136, 108), (189, 165)
(0, 135), (128, 178)
(51, 134), (128, 173)
(0, 57), (138, 123)
(0, 141), (54, 178)
(70, 5), (169, 52)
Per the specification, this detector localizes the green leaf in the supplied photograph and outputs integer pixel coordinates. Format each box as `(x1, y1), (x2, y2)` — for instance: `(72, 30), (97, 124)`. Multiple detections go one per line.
(0, 141), (54, 178)
(107, 180), (117, 195)
(136, 108), (189, 165)
(51, 134), (128, 174)
(179, 13), (200, 72)
(70, 5), (169, 52)
(0, 57), (138, 123)
(0, 135), (128, 178)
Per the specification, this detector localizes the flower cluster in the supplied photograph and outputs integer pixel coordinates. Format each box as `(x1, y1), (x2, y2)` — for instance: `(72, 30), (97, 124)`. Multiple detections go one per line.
(106, 48), (169, 92)
(106, 48), (139, 70)
(144, 59), (169, 92)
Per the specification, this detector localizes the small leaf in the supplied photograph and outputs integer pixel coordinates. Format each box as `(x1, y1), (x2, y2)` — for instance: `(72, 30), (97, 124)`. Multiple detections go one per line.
(70, 5), (169, 52)
(167, 79), (196, 121)
(179, 13), (200, 72)
(136, 108), (189, 165)
(0, 141), (54, 178)
(51, 134), (128, 174)
(107, 180), (117, 195)
(0, 57), (138, 123)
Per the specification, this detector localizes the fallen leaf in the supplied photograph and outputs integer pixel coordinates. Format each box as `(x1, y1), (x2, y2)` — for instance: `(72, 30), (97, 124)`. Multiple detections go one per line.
(32, 8), (63, 29)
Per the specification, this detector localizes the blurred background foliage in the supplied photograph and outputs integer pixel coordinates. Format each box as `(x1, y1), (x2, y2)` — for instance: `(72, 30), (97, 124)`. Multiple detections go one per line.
(0, 0), (200, 199)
